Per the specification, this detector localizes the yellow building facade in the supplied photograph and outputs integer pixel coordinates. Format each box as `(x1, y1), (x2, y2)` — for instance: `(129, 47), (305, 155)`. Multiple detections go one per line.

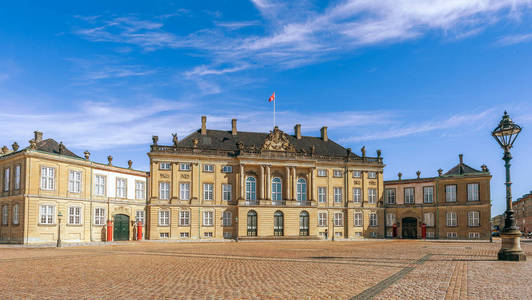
(147, 117), (385, 240)
(0, 132), (148, 244)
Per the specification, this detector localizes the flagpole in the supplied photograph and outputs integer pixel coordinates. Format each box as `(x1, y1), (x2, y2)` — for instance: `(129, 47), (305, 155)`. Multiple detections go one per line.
(274, 95), (276, 128)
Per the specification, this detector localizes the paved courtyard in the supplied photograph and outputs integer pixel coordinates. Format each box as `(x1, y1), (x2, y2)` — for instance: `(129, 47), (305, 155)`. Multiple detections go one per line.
(0, 240), (531, 299)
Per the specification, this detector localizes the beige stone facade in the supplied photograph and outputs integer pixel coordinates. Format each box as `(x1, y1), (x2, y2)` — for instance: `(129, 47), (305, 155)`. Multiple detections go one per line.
(0, 132), (148, 244)
(383, 155), (492, 240)
(147, 117), (385, 240)
(513, 192), (532, 234)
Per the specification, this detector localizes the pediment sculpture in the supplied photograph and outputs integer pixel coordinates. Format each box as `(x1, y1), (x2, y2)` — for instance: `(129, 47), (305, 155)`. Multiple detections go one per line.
(262, 126), (296, 152)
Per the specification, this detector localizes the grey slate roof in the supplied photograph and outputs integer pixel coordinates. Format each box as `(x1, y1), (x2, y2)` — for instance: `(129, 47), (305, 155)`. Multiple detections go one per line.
(177, 129), (359, 158)
(32, 139), (80, 158)
(443, 162), (481, 176)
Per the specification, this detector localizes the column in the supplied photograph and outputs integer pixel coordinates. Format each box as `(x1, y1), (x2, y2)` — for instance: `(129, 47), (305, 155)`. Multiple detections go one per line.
(285, 166), (291, 200)
(310, 168), (316, 202)
(292, 167), (297, 201)
(260, 165), (265, 200)
(266, 166), (271, 200)
(240, 165), (245, 200)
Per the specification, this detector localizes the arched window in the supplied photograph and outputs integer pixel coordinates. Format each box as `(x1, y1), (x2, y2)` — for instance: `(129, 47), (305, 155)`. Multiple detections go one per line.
(247, 210), (257, 236)
(274, 211), (284, 236)
(297, 178), (307, 202)
(246, 177), (256, 201)
(271, 177), (282, 201)
(222, 210), (232, 227)
(300, 211), (309, 236)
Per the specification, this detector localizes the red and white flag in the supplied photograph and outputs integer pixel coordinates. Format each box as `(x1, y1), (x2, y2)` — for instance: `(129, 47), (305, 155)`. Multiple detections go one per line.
(268, 92), (275, 102)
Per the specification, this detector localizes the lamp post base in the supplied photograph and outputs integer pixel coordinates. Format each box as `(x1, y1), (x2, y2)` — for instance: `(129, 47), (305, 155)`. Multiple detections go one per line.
(498, 231), (526, 261)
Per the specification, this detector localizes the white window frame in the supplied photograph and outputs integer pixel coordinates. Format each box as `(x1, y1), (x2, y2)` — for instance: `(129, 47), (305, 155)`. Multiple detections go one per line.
(116, 178), (127, 198)
(318, 212), (327, 227)
(386, 213), (396, 226)
(385, 188), (395, 204)
(12, 204), (19, 225)
(159, 210), (170, 226)
(354, 212), (363, 227)
(159, 182), (170, 200)
(95, 175), (106, 196)
(446, 185), (457, 202)
(333, 212), (343, 227)
(404, 187), (414, 204)
(222, 211), (232, 227)
(368, 172), (377, 179)
(370, 212), (378, 227)
(317, 169), (327, 177)
(180, 232), (189, 238)
(40, 167), (55, 190)
(469, 232), (480, 239)
(68, 206), (82, 225)
(179, 210), (190, 226)
(222, 166), (232, 173)
(424, 212), (434, 227)
(352, 170), (361, 178)
(333, 170), (343, 178)
(203, 183), (214, 201)
(296, 178), (307, 202)
(39, 204), (55, 225)
(222, 184), (232, 201)
(68, 170), (81, 193)
(180, 183), (190, 200)
(135, 181), (145, 200)
(179, 163), (190, 171)
(203, 211), (214, 226)
(447, 212), (457, 227)
(135, 210), (145, 224)
(467, 183), (479, 202)
(271, 177), (282, 201)
(353, 188), (361, 203)
(468, 211), (480, 227)
(368, 188), (377, 204)
(447, 232), (457, 238)
(245, 177), (256, 201)
(159, 162), (171, 170)
(14, 165), (21, 190)
(318, 187), (326, 203)
(334, 187), (342, 203)
(423, 186), (434, 203)
(203, 164), (214, 172)
(94, 208), (105, 225)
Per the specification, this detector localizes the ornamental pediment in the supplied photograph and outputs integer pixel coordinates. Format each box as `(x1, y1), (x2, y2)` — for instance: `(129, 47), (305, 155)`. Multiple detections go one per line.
(262, 127), (296, 152)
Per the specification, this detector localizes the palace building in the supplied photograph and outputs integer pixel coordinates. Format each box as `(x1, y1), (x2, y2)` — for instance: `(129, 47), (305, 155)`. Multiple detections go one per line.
(383, 155), (492, 240)
(147, 117), (385, 240)
(513, 192), (532, 234)
(0, 131), (148, 244)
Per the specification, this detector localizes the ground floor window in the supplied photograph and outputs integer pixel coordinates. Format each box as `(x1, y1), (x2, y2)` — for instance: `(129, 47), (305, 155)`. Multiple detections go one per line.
(39, 205), (55, 225)
(247, 210), (257, 236)
(334, 212), (343, 227)
(179, 210), (190, 226)
(180, 232), (189, 238)
(274, 211), (284, 236)
(160, 232), (169, 238)
(299, 211), (309, 236)
(469, 232), (480, 239)
(447, 232), (457, 238)
(204, 232), (213, 238)
(426, 232), (435, 238)
(68, 206), (82, 225)
(94, 208), (105, 225)
(222, 211), (232, 227)
(159, 210), (170, 226)
(203, 211), (214, 226)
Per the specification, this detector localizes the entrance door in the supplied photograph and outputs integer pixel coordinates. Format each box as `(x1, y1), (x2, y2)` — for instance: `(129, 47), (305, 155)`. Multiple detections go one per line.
(247, 210), (257, 236)
(299, 211), (309, 236)
(114, 214), (130, 241)
(274, 211), (284, 236)
(402, 217), (417, 239)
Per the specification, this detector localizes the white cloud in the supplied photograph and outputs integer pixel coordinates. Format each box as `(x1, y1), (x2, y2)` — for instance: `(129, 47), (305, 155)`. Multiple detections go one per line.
(497, 32), (532, 46)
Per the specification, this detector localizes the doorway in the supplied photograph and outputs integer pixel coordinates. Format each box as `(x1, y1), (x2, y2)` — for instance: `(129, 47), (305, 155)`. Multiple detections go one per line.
(113, 214), (130, 241)
(402, 217), (417, 239)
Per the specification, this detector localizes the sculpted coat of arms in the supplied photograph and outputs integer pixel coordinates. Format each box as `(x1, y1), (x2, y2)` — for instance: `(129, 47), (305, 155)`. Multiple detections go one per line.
(262, 126), (296, 152)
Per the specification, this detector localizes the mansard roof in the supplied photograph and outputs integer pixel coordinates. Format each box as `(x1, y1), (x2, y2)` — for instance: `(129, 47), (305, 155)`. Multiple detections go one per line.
(32, 138), (81, 158)
(443, 162), (482, 176)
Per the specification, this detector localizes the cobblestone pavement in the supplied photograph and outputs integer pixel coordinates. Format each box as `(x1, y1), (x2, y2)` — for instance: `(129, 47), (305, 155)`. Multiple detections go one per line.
(1, 240), (531, 299)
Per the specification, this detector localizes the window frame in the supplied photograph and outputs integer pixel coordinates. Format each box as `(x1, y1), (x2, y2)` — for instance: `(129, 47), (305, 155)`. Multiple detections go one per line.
(386, 213), (396, 226)
(158, 210), (170, 226)
(135, 180), (145, 200)
(467, 183), (480, 202)
(354, 212), (363, 227)
(94, 175), (106, 196)
(370, 212), (378, 227)
(222, 165), (232, 173)
(179, 210), (190, 226)
(317, 169), (327, 177)
(333, 212), (343, 227)
(40, 166), (55, 191)
(203, 211), (214, 227)
(271, 177), (282, 201)
(68, 170), (82, 193)
(385, 188), (396, 204)
(222, 210), (232, 227)
(68, 205), (82, 225)
(368, 171), (377, 179)
(135, 210), (145, 224)
(203, 164), (214, 172)
(159, 162), (171, 170)
(116, 178), (127, 198)
(446, 212), (457, 227)
(3, 167), (10, 192)
(468, 211), (480, 227)
(39, 204), (55, 225)
(352, 170), (361, 178)
(1, 205), (8, 225)
(424, 212), (434, 227)
(159, 182), (170, 200)
(179, 163), (190, 171)
(318, 187), (327, 203)
(333, 187), (343, 203)
(353, 187), (361, 204)
(94, 207), (105, 226)
(222, 184), (232, 201)
(423, 186), (434, 204)
(318, 211), (327, 227)
(179, 182), (191, 200)
(404, 187), (415, 204)
(368, 188), (377, 204)
(245, 176), (256, 201)
(445, 185), (457, 202)
(296, 178), (307, 202)
(203, 183), (214, 201)
(12, 204), (19, 225)
(333, 169), (343, 178)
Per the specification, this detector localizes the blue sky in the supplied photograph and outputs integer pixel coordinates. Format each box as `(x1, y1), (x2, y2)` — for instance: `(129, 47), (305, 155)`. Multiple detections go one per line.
(1, 0), (532, 216)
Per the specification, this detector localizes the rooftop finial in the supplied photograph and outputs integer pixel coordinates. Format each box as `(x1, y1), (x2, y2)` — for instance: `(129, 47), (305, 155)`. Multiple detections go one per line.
(107, 155), (113, 166)
(128, 160), (133, 169)
(398, 172), (402, 180)
(416, 170), (421, 179)
(438, 168), (443, 176)
(84, 150), (90, 160)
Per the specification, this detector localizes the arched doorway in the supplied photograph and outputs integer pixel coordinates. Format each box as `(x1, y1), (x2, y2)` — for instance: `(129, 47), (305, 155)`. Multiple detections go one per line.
(114, 214), (130, 241)
(247, 210), (257, 236)
(274, 211), (284, 236)
(299, 211), (309, 236)
(402, 217), (417, 239)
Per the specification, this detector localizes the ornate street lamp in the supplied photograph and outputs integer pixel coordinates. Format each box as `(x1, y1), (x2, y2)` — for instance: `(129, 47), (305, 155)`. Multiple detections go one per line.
(492, 111), (526, 261)
(57, 211), (63, 248)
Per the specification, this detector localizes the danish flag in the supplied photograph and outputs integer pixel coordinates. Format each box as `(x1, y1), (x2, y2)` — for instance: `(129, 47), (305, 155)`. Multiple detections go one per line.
(268, 92), (275, 102)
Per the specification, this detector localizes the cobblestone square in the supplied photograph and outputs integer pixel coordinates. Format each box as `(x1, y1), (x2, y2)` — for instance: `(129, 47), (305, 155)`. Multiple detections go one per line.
(1, 240), (531, 299)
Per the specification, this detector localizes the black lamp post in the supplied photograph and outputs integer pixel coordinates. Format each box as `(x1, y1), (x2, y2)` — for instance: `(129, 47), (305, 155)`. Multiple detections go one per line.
(492, 111), (526, 261)
(57, 211), (63, 248)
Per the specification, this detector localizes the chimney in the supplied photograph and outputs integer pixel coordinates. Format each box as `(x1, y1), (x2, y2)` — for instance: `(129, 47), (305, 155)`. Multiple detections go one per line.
(320, 126), (328, 142)
(294, 124), (301, 139)
(201, 116), (207, 135)
(459, 154), (463, 164)
(232, 119), (237, 136)
(34, 131), (43, 143)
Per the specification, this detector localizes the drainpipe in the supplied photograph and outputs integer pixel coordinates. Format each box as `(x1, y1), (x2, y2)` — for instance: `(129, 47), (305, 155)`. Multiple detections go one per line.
(435, 179), (439, 239)
(89, 162), (93, 242)
(25, 152), (30, 244)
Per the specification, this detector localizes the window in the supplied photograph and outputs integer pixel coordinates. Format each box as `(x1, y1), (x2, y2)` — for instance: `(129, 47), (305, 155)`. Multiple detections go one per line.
(317, 169), (327, 177)
(353, 188), (361, 203)
(467, 184), (479, 201)
(423, 186), (434, 203)
(352, 170), (361, 178)
(14, 165), (21, 190)
(1, 205), (7, 225)
(203, 211), (214, 226)
(179, 210), (190, 226)
(68, 171), (81, 193)
(223, 232), (232, 239)
(468, 211), (480, 227)
(159, 182), (170, 200)
(426, 232), (435, 238)
(386, 213), (396, 226)
(424, 212), (434, 227)
(385, 189), (395, 204)
(446, 212), (457, 227)
(334, 187), (342, 203)
(368, 188), (377, 204)
(446, 185), (457, 202)
(222, 211), (232, 226)
(12, 204), (19, 225)
(469, 232), (480, 239)
(116, 178), (127, 198)
(180, 183), (190, 200)
(180, 232), (189, 238)
(204, 232), (213, 238)
(135, 181), (145, 200)
(203, 164), (214, 172)
(179, 163), (190, 171)
(160, 162), (171, 170)
(3, 168), (9, 192)
(274, 211), (284, 236)
(160, 232), (169, 238)
(94, 208), (105, 225)
(336, 232), (343, 238)
(296, 178), (307, 202)
(334, 212), (343, 227)
(354, 212), (363, 227)
(222, 166), (232, 173)
(40, 167), (55, 190)
(271, 177), (282, 201)
(368, 172), (377, 179)
(159, 210), (170, 226)
(404, 188), (414, 204)
(370, 212), (378, 227)
(95, 175), (106, 196)
(135, 210), (145, 224)
(318, 187), (327, 203)
(222, 184), (232, 201)
(300, 211), (309, 236)
(247, 210), (258, 236)
(333, 170), (343, 178)
(68, 206), (81, 225)
(245, 177), (256, 201)
(203, 183), (213, 201)
(39, 205), (55, 224)
(447, 232), (457, 238)
(318, 212), (327, 226)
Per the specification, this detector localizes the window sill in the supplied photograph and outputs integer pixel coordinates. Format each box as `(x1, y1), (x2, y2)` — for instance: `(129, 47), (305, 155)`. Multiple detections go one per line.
(38, 223), (57, 227)
(178, 224), (190, 227)
(158, 225), (170, 227)
(67, 224), (83, 227)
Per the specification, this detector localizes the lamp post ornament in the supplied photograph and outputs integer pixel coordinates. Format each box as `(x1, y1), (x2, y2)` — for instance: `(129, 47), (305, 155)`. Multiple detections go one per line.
(492, 111), (526, 261)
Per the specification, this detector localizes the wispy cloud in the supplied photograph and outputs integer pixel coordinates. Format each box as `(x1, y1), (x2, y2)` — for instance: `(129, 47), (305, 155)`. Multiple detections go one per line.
(496, 32), (532, 46)
(214, 20), (260, 30)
